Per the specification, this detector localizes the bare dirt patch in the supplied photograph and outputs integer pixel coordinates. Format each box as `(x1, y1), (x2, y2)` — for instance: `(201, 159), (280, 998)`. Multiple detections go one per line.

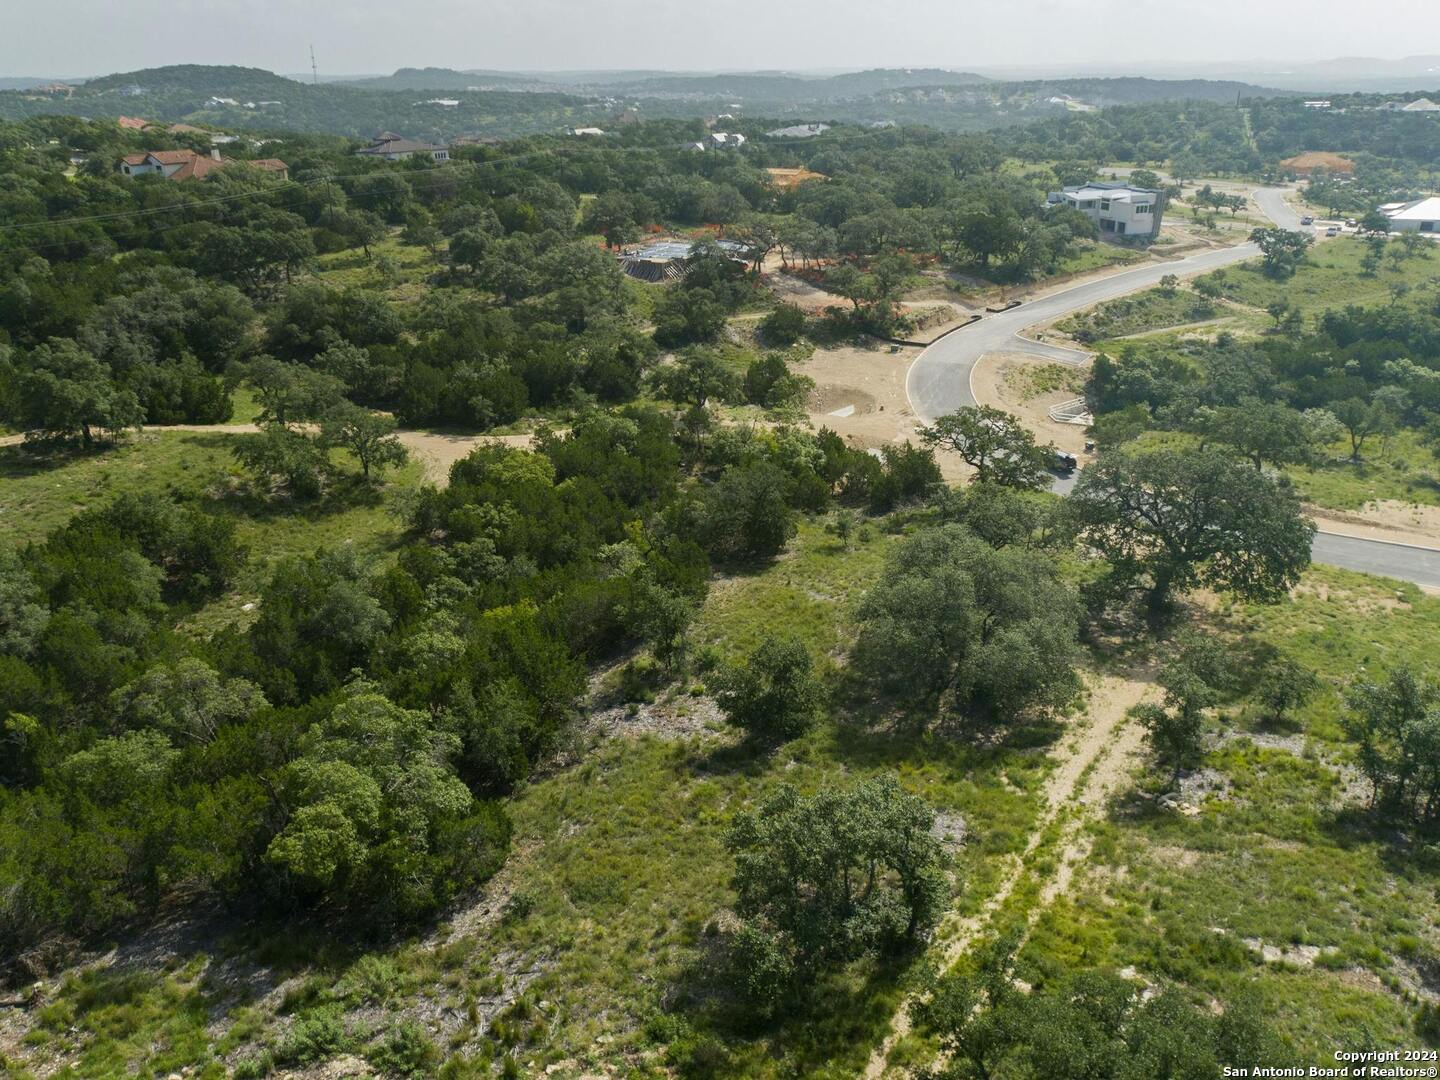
(396, 431), (534, 484)
(808, 383), (880, 416)
(970, 353), (1091, 458)
(797, 340), (941, 438)
(767, 271), (840, 311)
(1307, 500), (1440, 550)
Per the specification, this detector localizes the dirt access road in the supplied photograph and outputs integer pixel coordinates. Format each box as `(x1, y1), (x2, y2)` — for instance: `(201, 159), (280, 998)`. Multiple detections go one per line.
(0, 426), (533, 485)
(901, 189), (1440, 587)
(863, 673), (1155, 1079)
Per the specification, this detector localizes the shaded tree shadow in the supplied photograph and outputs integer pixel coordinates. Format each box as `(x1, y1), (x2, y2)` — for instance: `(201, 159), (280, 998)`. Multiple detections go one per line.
(664, 926), (925, 1078)
(0, 440), (118, 480)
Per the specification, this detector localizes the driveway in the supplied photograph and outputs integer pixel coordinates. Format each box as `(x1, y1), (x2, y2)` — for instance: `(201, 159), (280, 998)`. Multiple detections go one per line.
(904, 186), (1438, 586)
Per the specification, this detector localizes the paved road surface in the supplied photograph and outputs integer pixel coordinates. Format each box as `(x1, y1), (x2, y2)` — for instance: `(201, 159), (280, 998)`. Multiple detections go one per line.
(905, 187), (1440, 587)
(1312, 533), (1440, 589)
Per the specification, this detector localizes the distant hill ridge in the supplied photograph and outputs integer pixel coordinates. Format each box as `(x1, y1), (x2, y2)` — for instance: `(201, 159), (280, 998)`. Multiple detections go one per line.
(81, 64), (307, 96)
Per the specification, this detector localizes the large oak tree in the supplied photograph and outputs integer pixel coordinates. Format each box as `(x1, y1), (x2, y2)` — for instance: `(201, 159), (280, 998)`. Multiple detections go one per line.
(1069, 446), (1313, 611)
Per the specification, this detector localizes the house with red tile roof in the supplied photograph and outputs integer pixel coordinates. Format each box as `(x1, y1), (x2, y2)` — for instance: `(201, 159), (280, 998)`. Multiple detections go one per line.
(119, 149), (288, 182)
(117, 116), (150, 130)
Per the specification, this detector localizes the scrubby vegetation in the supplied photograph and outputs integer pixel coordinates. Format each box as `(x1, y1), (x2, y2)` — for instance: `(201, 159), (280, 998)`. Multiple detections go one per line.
(6, 82), (1440, 1080)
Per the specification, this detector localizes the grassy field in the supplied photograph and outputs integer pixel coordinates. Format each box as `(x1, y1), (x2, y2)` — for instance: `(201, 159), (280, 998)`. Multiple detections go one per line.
(1288, 429), (1440, 511)
(1050, 240), (1146, 278)
(3, 511), (1056, 1080)
(1021, 566), (1440, 1062)
(227, 384), (264, 425)
(313, 230), (443, 296)
(1057, 285), (1222, 344)
(1195, 236), (1440, 319)
(0, 431), (421, 634)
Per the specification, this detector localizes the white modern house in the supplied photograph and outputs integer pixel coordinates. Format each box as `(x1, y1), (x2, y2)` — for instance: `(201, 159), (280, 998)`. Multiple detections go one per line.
(1381, 196), (1440, 233)
(709, 132), (747, 149)
(1049, 182), (1164, 238)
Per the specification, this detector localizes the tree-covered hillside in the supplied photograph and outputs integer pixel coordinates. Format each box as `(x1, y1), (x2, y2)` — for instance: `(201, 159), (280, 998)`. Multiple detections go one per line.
(0, 64), (1291, 141)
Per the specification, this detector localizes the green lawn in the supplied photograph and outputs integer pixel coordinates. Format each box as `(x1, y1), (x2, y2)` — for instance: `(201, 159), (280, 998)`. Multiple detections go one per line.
(1051, 240), (1146, 278)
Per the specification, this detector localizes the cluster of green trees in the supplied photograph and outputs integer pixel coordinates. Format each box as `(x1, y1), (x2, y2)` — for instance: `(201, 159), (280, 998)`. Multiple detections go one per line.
(1345, 668), (1440, 827)
(1006, 101), (1259, 176)
(915, 933), (1281, 1079)
(1253, 96), (1440, 169)
(0, 110), (1126, 440)
(0, 65), (602, 141)
(1087, 258), (1440, 473)
(725, 778), (946, 1013)
(0, 409), (692, 968)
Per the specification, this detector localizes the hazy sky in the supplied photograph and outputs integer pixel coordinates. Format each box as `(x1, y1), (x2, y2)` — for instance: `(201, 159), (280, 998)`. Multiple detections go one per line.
(5, 0), (1440, 77)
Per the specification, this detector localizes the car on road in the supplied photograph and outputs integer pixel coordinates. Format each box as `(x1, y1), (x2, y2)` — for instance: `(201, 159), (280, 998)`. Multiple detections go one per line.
(1325, 225), (1340, 236)
(1050, 450), (1078, 473)
(1300, 215), (1314, 225)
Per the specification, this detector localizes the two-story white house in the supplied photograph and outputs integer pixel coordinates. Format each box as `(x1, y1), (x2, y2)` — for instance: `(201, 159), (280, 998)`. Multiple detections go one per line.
(1049, 182), (1164, 239)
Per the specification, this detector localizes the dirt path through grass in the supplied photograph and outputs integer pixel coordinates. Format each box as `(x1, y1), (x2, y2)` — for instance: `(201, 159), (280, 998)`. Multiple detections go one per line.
(863, 672), (1153, 1079)
(1, 426), (534, 484)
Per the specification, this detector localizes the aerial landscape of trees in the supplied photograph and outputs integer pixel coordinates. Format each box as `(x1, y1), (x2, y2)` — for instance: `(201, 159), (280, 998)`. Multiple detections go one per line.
(3, 59), (1440, 1078)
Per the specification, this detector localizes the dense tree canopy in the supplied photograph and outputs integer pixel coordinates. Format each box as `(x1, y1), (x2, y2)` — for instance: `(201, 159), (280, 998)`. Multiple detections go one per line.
(1069, 447), (1314, 611)
(853, 524), (1082, 720)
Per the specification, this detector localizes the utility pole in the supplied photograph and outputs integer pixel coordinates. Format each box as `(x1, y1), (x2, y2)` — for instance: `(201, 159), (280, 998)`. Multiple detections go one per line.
(310, 45), (318, 86)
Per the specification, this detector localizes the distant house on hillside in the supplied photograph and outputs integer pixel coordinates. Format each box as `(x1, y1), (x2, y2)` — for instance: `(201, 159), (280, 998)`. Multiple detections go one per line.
(354, 134), (449, 161)
(119, 148), (288, 182)
(450, 134), (501, 148)
(1382, 196), (1440, 233)
(567, 126), (606, 137)
(1379, 97), (1440, 113)
(117, 115), (149, 130)
(167, 122), (207, 135)
(709, 132), (746, 149)
(766, 123), (829, 139)
(1049, 182), (1164, 239)
(1303, 100), (1332, 109)
(417, 98), (460, 108)
(1280, 151), (1356, 177)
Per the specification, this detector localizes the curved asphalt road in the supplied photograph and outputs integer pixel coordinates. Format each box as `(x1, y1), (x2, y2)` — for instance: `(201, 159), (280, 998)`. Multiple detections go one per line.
(905, 187), (1440, 588)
